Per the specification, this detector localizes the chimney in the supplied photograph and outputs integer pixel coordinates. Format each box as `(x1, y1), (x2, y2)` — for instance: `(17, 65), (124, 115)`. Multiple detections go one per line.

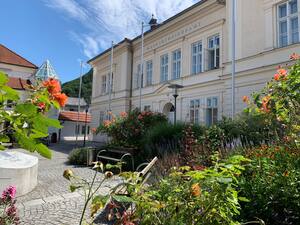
(148, 14), (158, 30)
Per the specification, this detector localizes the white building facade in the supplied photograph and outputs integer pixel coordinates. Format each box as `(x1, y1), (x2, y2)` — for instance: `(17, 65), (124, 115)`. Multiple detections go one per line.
(88, 0), (300, 142)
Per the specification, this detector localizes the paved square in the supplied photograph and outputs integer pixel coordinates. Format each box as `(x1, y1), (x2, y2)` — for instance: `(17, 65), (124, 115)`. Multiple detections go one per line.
(16, 141), (120, 225)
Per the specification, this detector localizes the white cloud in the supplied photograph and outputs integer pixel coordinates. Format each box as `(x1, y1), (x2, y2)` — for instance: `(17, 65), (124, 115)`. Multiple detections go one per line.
(44, 0), (198, 58)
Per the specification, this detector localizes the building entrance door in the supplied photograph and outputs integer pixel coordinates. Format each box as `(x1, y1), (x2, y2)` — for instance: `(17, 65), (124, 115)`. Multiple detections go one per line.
(163, 102), (175, 124)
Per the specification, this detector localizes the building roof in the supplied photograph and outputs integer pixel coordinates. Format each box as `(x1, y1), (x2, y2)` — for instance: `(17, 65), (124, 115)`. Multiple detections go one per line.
(87, 0), (220, 63)
(59, 111), (91, 123)
(7, 77), (29, 90)
(34, 60), (59, 80)
(66, 97), (87, 106)
(0, 44), (38, 69)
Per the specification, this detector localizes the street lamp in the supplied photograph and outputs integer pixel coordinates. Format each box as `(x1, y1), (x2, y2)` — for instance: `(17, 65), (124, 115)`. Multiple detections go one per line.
(139, 15), (159, 110)
(168, 84), (184, 125)
(83, 104), (89, 147)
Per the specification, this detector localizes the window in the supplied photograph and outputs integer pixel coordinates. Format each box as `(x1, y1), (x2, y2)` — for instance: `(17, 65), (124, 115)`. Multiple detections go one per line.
(172, 49), (181, 79)
(190, 99), (200, 124)
(108, 73), (114, 92)
(205, 97), (218, 126)
(144, 105), (151, 111)
(81, 125), (86, 134)
(160, 54), (169, 82)
(99, 111), (105, 125)
(101, 75), (107, 93)
(75, 125), (80, 135)
(146, 60), (153, 86)
(278, 0), (299, 47)
(207, 35), (220, 70)
(191, 41), (203, 74)
(135, 64), (142, 88)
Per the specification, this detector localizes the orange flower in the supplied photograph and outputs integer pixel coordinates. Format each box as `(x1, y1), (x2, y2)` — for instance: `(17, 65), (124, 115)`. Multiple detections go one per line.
(43, 78), (61, 95)
(91, 128), (97, 133)
(191, 183), (201, 197)
(103, 120), (112, 127)
(242, 96), (249, 103)
(274, 73), (280, 81)
(277, 68), (287, 76)
(290, 53), (300, 60)
(119, 111), (127, 118)
(261, 96), (271, 113)
(53, 93), (68, 107)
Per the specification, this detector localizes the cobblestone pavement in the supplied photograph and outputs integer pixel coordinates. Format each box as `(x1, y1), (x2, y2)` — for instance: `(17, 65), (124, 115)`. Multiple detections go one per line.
(16, 141), (121, 225)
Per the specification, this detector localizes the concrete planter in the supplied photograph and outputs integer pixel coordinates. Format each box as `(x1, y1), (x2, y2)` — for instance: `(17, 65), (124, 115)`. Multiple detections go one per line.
(0, 150), (38, 196)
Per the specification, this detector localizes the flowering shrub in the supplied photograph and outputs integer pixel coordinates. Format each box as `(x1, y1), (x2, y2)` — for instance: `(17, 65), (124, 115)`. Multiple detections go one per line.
(0, 71), (66, 158)
(244, 53), (300, 146)
(0, 186), (19, 224)
(238, 145), (300, 225)
(97, 109), (167, 148)
(109, 153), (250, 225)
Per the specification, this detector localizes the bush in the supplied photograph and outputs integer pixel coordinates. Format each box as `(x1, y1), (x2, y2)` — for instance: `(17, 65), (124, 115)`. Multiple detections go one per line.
(238, 145), (300, 225)
(68, 148), (89, 165)
(140, 123), (185, 159)
(97, 109), (167, 148)
(118, 153), (250, 225)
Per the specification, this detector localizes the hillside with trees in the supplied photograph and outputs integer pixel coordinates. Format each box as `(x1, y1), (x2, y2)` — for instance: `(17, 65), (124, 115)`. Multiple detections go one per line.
(62, 69), (93, 104)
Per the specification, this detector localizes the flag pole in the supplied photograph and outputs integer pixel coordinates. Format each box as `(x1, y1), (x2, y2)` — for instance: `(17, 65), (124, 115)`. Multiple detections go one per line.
(231, 0), (236, 119)
(75, 61), (83, 146)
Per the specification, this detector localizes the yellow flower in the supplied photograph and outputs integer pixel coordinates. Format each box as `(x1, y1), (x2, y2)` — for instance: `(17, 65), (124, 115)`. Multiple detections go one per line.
(63, 169), (74, 180)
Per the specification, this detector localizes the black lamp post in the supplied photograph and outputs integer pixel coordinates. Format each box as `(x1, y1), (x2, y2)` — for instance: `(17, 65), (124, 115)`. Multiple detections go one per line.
(168, 84), (184, 125)
(83, 104), (89, 147)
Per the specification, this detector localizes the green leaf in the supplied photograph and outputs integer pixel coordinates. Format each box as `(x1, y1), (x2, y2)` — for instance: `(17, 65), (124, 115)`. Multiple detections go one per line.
(35, 143), (52, 159)
(2, 86), (19, 101)
(238, 197), (250, 202)
(15, 103), (37, 116)
(0, 71), (8, 86)
(0, 134), (10, 143)
(0, 145), (5, 150)
(112, 194), (134, 203)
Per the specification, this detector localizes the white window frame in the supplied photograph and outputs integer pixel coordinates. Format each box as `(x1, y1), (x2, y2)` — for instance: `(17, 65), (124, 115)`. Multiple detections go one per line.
(99, 111), (105, 125)
(146, 60), (153, 86)
(190, 99), (200, 124)
(160, 54), (169, 82)
(205, 97), (218, 126)
(277, 0), (300, 47)
(135, 64), (141, 89)
(207, 34), (220, 70)
(172, 49), (181, 79)
(191, 41), (203, 75)
(101, 75), (107, 94)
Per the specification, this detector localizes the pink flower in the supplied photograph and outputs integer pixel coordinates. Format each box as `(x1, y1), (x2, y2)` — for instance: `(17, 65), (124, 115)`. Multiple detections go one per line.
(119, 111), (127, 118)
(1, 186), (16, 201)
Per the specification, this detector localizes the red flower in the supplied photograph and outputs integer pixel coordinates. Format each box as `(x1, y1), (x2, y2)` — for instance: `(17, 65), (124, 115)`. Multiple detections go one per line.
(120, 111), (127, 118)
(91, 128), (97, 134)
(37, 102), (46, 110)
(274, 73), (280, 81)
(53, 93), (68, 107)
(277, 68), (287, 76)
(138, 114), (143, 120)
(43, 78), (61, 95)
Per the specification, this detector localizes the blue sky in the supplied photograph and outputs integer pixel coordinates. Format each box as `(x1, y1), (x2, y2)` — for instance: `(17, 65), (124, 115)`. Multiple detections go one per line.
(1, 0), (197, 83)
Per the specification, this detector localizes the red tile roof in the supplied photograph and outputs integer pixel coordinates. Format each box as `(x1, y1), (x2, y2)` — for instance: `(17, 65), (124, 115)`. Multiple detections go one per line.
(7, 77), (29, 90)
(0, 44), (37, 69)
(59, 111), (91, 123)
